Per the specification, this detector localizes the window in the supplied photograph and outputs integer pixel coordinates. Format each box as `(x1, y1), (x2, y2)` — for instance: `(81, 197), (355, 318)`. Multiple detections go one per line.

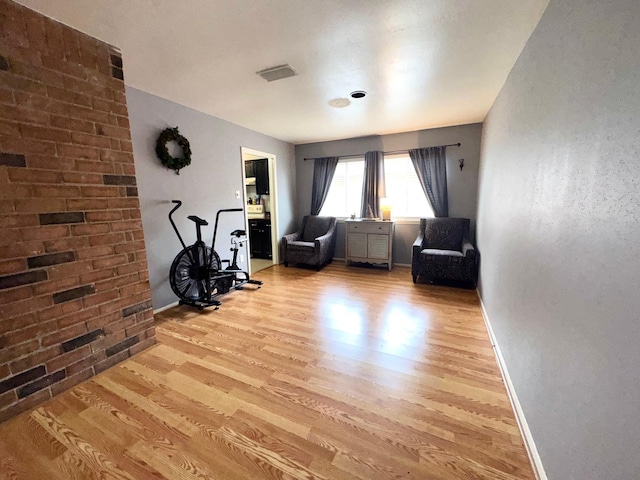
(319, 158), (364, 217)
(319, 153), (434, 219)
(384, 154), (434, 219)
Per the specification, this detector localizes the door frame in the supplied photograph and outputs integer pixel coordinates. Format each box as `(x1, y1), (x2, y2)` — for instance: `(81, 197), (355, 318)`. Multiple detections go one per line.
(240, 147), (278, 274)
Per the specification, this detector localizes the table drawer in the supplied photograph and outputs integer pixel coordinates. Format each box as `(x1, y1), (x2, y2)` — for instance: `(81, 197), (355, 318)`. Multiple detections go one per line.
(346, 222), (392, 235)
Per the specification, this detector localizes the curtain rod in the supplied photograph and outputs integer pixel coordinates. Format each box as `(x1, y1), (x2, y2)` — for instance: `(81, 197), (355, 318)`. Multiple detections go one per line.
(303, 142), (461, 161)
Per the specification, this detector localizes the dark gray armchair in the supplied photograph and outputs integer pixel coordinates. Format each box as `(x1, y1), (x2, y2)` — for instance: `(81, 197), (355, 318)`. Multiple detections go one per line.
(412, 218), (477, 285)
(282, 216), (337, 270)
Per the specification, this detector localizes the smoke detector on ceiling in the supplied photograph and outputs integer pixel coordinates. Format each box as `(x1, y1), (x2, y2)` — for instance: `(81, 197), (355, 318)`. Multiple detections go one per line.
(256, 64), (297, 82)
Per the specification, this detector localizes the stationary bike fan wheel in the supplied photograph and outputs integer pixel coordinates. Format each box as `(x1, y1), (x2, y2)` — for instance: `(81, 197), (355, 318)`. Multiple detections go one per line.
(169, 243), (222, 302)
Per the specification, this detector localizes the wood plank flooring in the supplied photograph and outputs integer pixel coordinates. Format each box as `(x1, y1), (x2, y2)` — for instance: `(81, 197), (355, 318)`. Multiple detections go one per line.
(0, 264), (535, 479)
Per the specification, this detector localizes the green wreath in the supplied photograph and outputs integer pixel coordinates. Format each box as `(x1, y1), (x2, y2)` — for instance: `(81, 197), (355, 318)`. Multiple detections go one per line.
(155, 127), (191, 175)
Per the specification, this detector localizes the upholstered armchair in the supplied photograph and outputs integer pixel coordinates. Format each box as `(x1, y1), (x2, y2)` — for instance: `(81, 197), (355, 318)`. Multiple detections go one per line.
(282, 216), (337, 270)
(412, 218), (477, 285)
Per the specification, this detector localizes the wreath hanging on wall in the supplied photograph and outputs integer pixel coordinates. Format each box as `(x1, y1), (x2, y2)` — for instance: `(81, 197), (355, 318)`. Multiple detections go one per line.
(155, 127), (192, 175)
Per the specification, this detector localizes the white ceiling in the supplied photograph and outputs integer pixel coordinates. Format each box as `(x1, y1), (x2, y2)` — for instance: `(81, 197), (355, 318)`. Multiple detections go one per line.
(16, 0), (548, 145)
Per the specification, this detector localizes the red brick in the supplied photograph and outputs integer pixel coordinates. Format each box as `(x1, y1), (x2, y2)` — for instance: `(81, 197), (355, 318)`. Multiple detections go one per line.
(0, 213), (39, 228)
(9, 346), (60, 375)
(55, 306), (99, 330)
(70, 223), (109, 236)
(61, 26), (81, 64)
(13, 198), (67, 213)
(7, 168), (63, 184)
(20, 225), (70, 241)
(0, 339), (39, 365)
(65, 353), (104, 377)
(84, 211), (122, 222)
(32, 185), (81, 198)
(66, 198), (109, 211)
(0, 87), (16, 105)
(50, 115), (95, 133)
(100, 149), (133, 163)
(111, 220), (142, 233)
(82, 289), (119, 309)
(37, 298), (84, 324)
(0, 390), (17, 410)
(0, 363), (10, 381)
(47, 86), (93, 108)
(0, 242), (45, 260)
(107, 198), (138, 209)
(119, 282), (150, 299)
(75, 245), (114, 261)
(27, 155), (76, 171)
(62, 172), (103, 184)
(51, 367), (93, 394)
(24, 13), (47, 54)
(57, 143), (100, 161)
(0, 258), (27, 275)
(45, 344), (91, 372)
(71, 131), (111, 149)
(124, 318), (154, 338)
(43, 236), (89, 253)
(65, 103), (110, 124)
(0, 139), (56, 162)
(0, 313), (38, 338)
(80, 186), (120, 198)
(0, 389), (51, 424)
(45, 261), (92, 281)
(41, 323), (87, 348)
(92, 254), (127, 270)
(88, 232), (124, 246)
(32, 276), (79, 296)
(0, 285), (34, 306)
(0, 119), (21, 137)
(79, 268), (115, 284)
(120, 140), (133, 153)
(14, 91), (62, 112)
(113, 240), (145, 254)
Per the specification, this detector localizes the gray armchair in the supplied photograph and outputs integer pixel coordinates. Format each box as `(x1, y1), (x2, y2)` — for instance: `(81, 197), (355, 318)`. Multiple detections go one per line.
(412, 218), (477, 285)
(282, 216), (337, 270)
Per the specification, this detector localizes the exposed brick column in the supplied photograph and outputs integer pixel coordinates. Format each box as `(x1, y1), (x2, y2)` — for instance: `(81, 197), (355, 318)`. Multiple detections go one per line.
(0, 0), (155, 422)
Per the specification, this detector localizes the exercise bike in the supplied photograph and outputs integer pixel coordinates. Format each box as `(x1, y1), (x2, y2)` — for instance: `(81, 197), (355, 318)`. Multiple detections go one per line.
(168, 200), (262, 310)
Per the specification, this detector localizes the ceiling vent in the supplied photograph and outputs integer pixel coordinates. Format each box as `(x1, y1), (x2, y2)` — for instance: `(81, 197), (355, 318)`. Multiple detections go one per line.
(256, 64), (297, 82)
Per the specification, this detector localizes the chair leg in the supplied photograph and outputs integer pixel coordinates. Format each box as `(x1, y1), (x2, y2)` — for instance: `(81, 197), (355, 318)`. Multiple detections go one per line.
(284, 261), (289, 267)
(412, 274), (417, 283)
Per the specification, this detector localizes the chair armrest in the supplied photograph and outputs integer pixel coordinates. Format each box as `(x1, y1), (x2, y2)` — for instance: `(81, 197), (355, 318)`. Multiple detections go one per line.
(282, 231), (301, 246)
(412, 232), (424, 259)
(462, 240), (476, 258)
(314, 231), (332, 249)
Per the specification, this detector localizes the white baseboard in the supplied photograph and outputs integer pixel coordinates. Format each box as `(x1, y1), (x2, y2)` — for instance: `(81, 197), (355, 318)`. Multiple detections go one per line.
(477, 294), (548, 480)
(153, 301), (179, 314)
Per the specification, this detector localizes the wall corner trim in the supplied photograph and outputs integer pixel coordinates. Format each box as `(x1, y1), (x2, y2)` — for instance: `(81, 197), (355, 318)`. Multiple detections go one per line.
(477, 292), (548, 480)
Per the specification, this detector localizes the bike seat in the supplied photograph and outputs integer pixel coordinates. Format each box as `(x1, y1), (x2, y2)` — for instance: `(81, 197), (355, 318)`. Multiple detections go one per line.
(187, 215), (208, 226)
(231, 229), (246, 237)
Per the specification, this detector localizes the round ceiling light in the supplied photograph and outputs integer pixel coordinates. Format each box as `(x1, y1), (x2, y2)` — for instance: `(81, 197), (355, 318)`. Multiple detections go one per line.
(350, 90), (367, 99)
(328, 98), (351, 108)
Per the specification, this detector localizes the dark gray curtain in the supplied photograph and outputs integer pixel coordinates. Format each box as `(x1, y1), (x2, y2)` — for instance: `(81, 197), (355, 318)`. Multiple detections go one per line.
(310, 157), (339, 215)
(409, 146), (448, 217)
(360, 150), (386, 218)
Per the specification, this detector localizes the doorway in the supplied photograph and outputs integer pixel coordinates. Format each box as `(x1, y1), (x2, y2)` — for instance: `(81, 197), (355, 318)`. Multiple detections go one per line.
(240, 147), (278, 275)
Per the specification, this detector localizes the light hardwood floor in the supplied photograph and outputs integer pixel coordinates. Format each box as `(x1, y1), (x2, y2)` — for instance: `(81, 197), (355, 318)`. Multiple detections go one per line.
(0, 264), (535, 479)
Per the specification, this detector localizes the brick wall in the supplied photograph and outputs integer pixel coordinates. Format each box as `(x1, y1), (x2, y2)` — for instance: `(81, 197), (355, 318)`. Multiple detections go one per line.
(0, 0), (155, 422)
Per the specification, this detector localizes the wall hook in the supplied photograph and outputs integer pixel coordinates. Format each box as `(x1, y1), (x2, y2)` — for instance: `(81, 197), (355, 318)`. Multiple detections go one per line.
(458, 158), (464, 171)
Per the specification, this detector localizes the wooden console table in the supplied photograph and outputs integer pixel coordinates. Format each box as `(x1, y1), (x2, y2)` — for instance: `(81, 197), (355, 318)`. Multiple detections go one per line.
(345, 220), (394, 270)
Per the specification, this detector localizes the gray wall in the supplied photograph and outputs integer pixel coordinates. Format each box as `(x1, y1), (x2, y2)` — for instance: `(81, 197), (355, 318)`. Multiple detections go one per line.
(127, 87), (296, 309)
(476, 1), (640, 479)
(295, 124), (482, 264)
